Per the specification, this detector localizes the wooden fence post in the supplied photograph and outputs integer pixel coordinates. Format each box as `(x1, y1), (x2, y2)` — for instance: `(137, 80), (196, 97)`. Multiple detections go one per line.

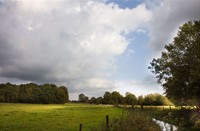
(79, 123), (82, 131)
(140, 104), (143, 110)
(106, 115), (109, 130)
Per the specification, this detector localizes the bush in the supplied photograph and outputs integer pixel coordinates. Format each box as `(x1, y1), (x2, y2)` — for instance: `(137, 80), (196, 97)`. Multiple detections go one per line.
(191, 111), (200, 130)
(92, 111), (161, 131)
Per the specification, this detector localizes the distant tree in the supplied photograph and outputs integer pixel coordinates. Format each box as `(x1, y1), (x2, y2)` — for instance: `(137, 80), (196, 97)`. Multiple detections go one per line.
(89, 97), (96, 104)
(102, 92), (113, 104)
(56, 86), (69, 104)
(149, 20), (200, 109)
(144, 94), (156, 105)
(78, 94), (85, 102)
(0, 83), (69, 104)
(143, 93), (173, 106)
(0, 83), (18, 103)
(18, 84), (29, 103)
(24, 83), (41, 103)
(154, 93), (172, 105)
(78, 93), (88, 103)
(111, 91), (124, 105)
(138, 95), (144, 105)
(0, 85), (4, 102)
(39, 84), (56, 104)
(125, 92), (137, 106)
(96, 97), (103, 104)
(102, 91), (125, 105)
(60, 86), (69, 103)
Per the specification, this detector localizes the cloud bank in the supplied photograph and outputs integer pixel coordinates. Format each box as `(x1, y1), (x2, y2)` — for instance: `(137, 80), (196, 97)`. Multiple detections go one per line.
(1, 0), (199, 99)
(0, 0), (151, 99)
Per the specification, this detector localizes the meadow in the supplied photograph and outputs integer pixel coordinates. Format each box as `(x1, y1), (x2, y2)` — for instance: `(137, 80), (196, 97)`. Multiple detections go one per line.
(1, 103), (199, 131)
(0, 103), (124, 131)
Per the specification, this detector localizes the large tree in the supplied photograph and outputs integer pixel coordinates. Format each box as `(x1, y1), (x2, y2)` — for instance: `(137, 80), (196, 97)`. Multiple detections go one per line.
(149, 20), (200, 109)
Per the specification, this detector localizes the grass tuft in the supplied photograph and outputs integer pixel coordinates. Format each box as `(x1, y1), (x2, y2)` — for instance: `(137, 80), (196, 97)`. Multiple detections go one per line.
(92, 110), (161, 131)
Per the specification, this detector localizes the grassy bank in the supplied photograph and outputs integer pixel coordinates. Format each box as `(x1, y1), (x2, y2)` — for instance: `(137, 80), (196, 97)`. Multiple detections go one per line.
(1, 103), (199, 130)
(126, 107), (200, 131)
(0, 103), (124, 131)
(92, 110), (162, 131)
(150, 108), (200, 131)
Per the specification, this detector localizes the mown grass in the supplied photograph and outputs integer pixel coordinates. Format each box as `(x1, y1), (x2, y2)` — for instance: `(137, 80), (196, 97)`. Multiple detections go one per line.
(0, 103), (124, 131)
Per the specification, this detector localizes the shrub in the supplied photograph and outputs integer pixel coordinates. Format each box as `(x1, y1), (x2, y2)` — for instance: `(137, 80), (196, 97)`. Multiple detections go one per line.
(92, 111), (161, 131)
(190, 111), (200, 130)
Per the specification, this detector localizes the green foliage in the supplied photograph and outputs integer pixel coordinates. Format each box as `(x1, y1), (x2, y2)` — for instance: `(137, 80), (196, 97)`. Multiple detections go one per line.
(102, 91), (114, 104)
(150, 108), (200, 130)
(96, 97), (103, 104)
(137, 95), (144, 105)
(0, 83), (69, 104)
(80, 91), (172, 106)
(143, 93), (173, 106)
(111, 91), (124, 105)
(101, 91), (124, 105)
(79, 93), (89, 103)
(56, 86), (69, 104)
(93, 111), (161, 131)
(190, 111), (200, 130)
(125, 92), (137, 105)
(149, 20), (200, 108)
(89, 97), (96, 103)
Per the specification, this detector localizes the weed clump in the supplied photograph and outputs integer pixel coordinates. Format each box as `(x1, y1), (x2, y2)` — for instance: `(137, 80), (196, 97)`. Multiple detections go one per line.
(92, 111), (161, 131)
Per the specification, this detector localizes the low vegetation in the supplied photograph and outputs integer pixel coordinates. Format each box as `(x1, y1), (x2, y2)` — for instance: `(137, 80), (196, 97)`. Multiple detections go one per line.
(1, 103), (199, 130)
(92, 106), (200, 131)
(92, 111), (161, 131)
(0, 103), (124, 131)
(152, 108), (200, 130)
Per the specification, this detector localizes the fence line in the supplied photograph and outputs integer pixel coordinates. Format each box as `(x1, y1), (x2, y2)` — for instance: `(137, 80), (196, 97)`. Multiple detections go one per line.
(79, 123), (82, 131)
(79, 115), (109, 131)
(106, 115), (109, 130)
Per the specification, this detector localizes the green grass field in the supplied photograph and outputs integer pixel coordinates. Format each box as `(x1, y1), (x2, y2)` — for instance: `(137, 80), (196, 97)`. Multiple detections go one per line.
(0, 103), (124, 131)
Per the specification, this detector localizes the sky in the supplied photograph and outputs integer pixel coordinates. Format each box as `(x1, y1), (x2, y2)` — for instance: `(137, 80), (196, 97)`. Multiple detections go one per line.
(0, 0), (200, 100)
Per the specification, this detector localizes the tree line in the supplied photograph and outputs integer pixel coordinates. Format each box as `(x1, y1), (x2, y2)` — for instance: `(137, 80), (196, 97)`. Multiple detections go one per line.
(0, 83), (69, 104)
(78, 91), (173, 106)
(149, 20), (200, 109)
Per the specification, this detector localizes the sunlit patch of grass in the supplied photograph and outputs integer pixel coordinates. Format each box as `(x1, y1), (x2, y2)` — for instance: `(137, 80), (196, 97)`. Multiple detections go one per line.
(0, 103), (65, 112)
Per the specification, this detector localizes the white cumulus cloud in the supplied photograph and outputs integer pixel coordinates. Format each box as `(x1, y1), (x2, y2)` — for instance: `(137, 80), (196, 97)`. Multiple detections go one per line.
(0, 0), (152, 99)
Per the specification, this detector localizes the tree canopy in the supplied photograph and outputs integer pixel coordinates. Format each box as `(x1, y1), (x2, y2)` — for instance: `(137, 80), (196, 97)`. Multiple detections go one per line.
(125, 92), (137, 105)
(149, 20), (200, 108)
(78, 93), (89, 103)
(78, 91), (172, 106)
(0, 83), (69, 104)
